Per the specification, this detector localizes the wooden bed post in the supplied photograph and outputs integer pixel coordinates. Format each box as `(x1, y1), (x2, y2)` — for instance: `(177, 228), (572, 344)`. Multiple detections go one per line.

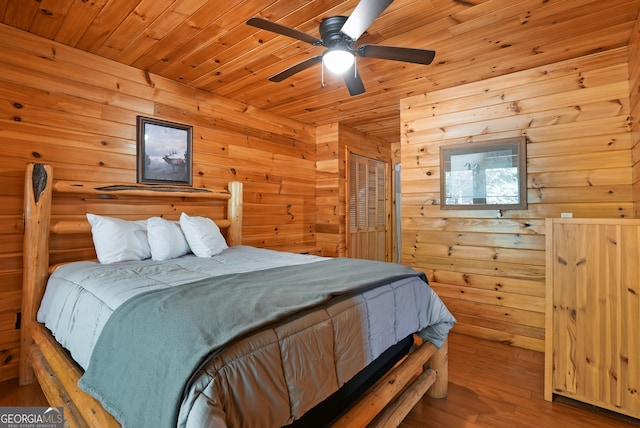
(20, 163), (53, 385)
(227, 181), (243, 246)
(426, 338), (449, 398)
(332, 335), (449, 428)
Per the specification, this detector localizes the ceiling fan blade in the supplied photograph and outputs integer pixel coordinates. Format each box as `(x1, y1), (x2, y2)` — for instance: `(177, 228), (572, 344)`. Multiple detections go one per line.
(343, 65), (366, 96)
(340, 0), (394, 40)
(247, 17), (322, 45)
(357, 44), (436, 65)
(268, 56), (323, 82)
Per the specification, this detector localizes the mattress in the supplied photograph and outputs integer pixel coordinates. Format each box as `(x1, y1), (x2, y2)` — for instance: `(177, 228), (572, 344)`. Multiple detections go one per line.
(38, 246), (327, 369)
(37, 246), (455, 427)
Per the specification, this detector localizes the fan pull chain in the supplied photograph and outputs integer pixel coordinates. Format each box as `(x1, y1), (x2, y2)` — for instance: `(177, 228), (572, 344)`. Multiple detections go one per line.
(321, 62), (325, 88)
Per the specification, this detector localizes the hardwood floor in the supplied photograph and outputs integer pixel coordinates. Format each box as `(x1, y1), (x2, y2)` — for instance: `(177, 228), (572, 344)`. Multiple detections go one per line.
(1, 332), (637, 427)
(0, 377), (48, 408)
(400, 333), (639, 428)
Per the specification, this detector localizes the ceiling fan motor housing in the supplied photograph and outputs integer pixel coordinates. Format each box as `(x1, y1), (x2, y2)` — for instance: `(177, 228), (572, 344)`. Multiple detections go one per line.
(319, 16), (354, 49)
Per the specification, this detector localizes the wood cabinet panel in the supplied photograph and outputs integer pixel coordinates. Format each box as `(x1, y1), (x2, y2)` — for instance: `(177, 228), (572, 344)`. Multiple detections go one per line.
(545, 218), (640, 419)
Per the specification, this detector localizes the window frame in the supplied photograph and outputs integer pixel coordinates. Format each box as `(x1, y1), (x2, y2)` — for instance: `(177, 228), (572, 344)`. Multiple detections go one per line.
(439, 137), (527, 210)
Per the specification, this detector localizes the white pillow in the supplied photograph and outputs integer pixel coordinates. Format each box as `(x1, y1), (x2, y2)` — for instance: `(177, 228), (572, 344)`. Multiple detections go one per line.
(179, 212), (228, 257)
(86, 214), (151, 264)
(146, 217), (191, 261)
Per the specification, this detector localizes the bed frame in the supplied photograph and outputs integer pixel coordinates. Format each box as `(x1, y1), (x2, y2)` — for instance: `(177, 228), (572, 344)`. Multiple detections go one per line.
(19, 162), (449, 428)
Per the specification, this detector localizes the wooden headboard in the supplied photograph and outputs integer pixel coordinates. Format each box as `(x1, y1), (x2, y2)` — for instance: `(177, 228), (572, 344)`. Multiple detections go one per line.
(20, 162), (243, 384)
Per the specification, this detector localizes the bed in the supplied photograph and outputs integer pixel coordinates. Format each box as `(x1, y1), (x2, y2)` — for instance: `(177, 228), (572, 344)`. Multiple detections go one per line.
(19, 162), (455, 428)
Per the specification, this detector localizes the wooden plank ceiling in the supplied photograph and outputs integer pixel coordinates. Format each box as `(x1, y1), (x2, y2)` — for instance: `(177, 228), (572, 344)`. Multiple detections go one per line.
(2, 0), (640, 144)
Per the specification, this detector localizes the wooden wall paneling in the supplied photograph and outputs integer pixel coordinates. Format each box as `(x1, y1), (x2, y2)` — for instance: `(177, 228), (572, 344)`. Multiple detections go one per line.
(405, 67), (631, 131)
(95, 0), (203, 62)
(3, 0), (638, 145)
(315, 123), (392, 258)
(28, 0), (75, 40)
(404, 197), (634, 219)
(528, 185), (633, 204)
(0, 311), (20, 348)
(403, 48), (629, 116)
(406, 253), (545, 284)
(524, 202), (635, 219)
(527, 133), (632, 158)
(73, 0), (145, 53)
(42, 189), (238, 266)
(51, 0), (107, 46)
(630, 10), (640, 216)
(407, 229), (545, 251)
(431, 282), (544, 313)
(451, 312), (543, 342)
(0, 330), (20, 381)
(183, 0), (343, 90)
(400, 47), (635, 351)
(134, 2), (238, 73)
(402, 236), (545, 266)
(441, 11), (634, 84)
(528, 167), (632, 190)
(400, 217), (545, 234)
(388, 10), (636, 113)
(1, 0), (38, 31)
(315, 124), (341, 257)
(0, 24), (317, 382)
(443, 296), (544, 327)
(0, 21), (308, 147)
(528, 150), (632, 174)
(0, 167), (26, 380)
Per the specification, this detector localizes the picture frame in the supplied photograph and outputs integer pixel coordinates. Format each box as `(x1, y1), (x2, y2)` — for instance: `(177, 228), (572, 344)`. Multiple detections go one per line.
(440, 137), (527, 210)
(136, 116), (192, 185)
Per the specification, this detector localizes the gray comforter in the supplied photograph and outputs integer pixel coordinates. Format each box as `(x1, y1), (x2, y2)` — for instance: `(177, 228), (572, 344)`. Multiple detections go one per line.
(78, 257), (451, 428)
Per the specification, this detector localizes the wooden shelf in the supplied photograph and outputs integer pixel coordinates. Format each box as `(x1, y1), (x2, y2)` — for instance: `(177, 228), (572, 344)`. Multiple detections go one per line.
(267, 245), (324, 256)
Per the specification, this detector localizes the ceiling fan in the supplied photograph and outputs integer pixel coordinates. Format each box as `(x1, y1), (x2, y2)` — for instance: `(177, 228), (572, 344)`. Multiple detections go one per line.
(246, 0), (436, 96)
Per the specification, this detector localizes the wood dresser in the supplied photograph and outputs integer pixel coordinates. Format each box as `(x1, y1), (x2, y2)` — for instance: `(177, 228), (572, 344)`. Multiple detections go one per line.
(545, 218), (640, 419)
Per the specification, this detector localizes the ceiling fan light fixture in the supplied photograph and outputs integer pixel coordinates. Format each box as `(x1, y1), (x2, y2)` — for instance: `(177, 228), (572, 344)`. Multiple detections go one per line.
(323, 49), (354, 74)
(247, 0), (435, 96)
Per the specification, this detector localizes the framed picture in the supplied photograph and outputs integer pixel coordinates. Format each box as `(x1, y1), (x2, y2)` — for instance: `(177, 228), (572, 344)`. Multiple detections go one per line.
(136, 116), (192, 185)
(440, 137), (527, 210)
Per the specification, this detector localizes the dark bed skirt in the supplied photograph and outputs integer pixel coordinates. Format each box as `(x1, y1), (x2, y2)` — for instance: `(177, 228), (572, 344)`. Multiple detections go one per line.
(284, 334), (415, 428)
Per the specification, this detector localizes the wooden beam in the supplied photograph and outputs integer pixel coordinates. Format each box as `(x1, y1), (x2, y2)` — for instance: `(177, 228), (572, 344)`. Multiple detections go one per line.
(29, 323), (119, 428)
(49, 218), (232, 235)
(20, 163), (52, 385)
(426, 338), (448, 398)
(369, 369), (437, 428)
(331, 339), (445, 428)
(226, 181), (243, 247)
(53, 180), (231, 200)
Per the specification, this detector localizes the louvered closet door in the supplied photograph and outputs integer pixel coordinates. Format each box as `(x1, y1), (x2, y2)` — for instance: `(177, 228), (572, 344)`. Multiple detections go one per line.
(348, 154), (388, 261)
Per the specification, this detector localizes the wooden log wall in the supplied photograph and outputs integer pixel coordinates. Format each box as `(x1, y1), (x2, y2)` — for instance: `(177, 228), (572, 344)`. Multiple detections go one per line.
(316, 123), (392, 257)
(631, 14), (640, 217)
(400, 47), (635, 352)
(0, 24), (316, 382)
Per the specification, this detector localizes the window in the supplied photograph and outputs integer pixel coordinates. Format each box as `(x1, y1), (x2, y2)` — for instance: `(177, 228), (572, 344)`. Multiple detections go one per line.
(440, 137), (527, 210)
